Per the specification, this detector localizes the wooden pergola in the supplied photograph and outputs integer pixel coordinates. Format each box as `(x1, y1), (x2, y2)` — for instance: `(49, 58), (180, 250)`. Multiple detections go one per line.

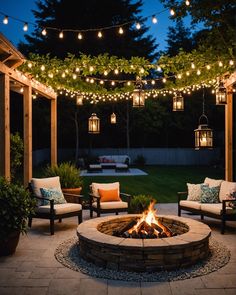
(0, 33), (57, 187)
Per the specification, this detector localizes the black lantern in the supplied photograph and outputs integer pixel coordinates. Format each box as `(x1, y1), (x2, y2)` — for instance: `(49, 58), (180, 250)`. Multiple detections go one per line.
(88, 113), (100, 134)
(133, 79), (145, 107)
(110, 112), (116, 124)
(76, 95), (83, 106)
(216, 81), (227, 105)
(173, 92), (184, 111)
(194, 88), (213, 149)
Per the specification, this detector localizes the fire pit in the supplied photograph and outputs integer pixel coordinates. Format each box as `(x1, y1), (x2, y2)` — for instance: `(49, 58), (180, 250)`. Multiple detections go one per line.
(77, 205), (211, 272)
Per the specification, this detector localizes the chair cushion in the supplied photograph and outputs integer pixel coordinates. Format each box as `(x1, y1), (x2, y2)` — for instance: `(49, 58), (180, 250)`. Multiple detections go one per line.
(40, 187), (67, 205)
(219, 181), (236, 202)
(91, 182), (120, 197)
(200, 203), (235, 215)
(35, 203), (82, 214)
(200, 185), (220, 203)
(31, 176), (61, 197)
(92, 201), (128, 210)
(179, 200), (201, 210)
(204, 177), (223, 188)
(187, 183), (204, 201)
(98, 188), (121, 202)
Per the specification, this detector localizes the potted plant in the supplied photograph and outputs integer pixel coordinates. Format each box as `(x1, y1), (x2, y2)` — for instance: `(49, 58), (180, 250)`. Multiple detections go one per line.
(0, 177), (36, 256)
(44, 162), (83, 201)
(129, 194), (153, 214)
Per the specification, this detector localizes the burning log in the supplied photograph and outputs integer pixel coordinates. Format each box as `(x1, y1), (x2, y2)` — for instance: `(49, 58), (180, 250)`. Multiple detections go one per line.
(112, 219), (137, 237)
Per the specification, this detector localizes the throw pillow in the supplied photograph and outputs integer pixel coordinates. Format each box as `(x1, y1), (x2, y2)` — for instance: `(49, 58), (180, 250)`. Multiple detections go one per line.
(187, 183), (205, 201)
(200, 185), (220, 203)
(98, 188), (121, 202)
(40, 187), (67, 205)
(204, 177), (223, 188)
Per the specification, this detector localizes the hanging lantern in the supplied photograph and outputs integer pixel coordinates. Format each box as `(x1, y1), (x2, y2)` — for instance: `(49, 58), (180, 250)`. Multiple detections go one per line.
(133, 79), (145, 107)
(194, 114), (213, 149)
(76, 95), (83, 106)
(216, 81), (227, 105)
(173, 92), (184, 111)
(110, 112), (116, 124)
(88, 113), (100, 134)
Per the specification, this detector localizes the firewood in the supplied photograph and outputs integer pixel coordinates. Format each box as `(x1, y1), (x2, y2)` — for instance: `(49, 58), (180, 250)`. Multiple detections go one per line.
(112, 219), (137, 236)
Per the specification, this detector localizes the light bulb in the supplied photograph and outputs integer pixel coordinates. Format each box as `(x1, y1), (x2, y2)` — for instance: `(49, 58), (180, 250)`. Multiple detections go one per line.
(100, 80), (104, 84)
(89, 66), (94, 72)
(206, 65), (211, 70)
(191, 62), (195, 69)
(20, 87), (24, 93)
(61, 72), (66, 78)
(136, 22), (141, 30)
(40, 65), (45, 71)
(151, 80), (155, 85)
(185, 0), (190, 6)
(59, 31), (64, 39)
(170, 9), (175, 16)
(229, 60), (234, 66)
(197, 70), (201, 75)
(23, 23), (28, 31)
(3, 16), (8, 24)
(118, 27), (124, 34)
(111, 81), (115, 86)
(218, 61), (223, 67)
(78, 33), (83, 40)
(28, 62), (32, 68)
(152, 15), (158, 24)
(98, 31), (103, 38)
(127, 81), (131, 86)
(41, 28), (47, 36)
(186, 71), (190, 76)
(114, 69), (119, 75)
(104, 70), (108, 76)
(163, 78), (167, 83)
(73, 74), (77, 79)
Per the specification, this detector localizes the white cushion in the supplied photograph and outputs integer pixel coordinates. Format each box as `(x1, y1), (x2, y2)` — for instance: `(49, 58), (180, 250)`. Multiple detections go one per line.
(187, 183), (203, 201)
(200, 203), (234, 215)
(31, 176), (61, 197)
(91, 182), (120, 197)
(35, 203), (82, 214)
(219, 181), (236, 202)
(204, 177), (223, 188)
(92, 201), (128, 209)
(179, 200), (201, 210)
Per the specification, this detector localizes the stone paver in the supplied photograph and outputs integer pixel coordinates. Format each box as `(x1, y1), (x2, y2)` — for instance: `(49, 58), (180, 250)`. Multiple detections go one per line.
(0, 204), (235, 295)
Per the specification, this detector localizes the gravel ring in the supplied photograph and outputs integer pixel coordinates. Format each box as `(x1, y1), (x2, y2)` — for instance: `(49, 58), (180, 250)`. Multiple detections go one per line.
(54, 237), (230, 282)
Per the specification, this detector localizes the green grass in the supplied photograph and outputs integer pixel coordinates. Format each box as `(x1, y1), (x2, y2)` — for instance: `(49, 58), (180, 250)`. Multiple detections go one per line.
(80, 165), (224, 203)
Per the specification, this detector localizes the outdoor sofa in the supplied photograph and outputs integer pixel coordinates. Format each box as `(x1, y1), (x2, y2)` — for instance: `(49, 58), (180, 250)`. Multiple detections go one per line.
(178, 177), (236, 234)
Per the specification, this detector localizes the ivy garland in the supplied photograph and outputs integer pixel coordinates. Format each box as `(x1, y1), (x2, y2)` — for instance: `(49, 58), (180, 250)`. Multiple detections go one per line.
(19, 49), (235, 97)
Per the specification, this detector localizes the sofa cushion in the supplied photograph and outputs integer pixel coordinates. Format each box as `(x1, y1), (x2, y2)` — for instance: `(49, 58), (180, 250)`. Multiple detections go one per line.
(200, 185), (220, 203)
(200, 203), (235, 215)
(187, 183), (204, 201)
(204, 177), (223, 188)
(31, 176), (61, 197)
(179, 200), (201, 210)
(219, 181), (236, 202)
(91, 182), (120, 197)
(35, 203), (82, 214)
(92, 201), (128, 209)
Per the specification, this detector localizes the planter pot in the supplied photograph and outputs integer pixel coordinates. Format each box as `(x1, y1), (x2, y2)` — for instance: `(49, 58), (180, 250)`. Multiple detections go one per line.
(62, 187), (82, 203)
(0, 231), (20, 256)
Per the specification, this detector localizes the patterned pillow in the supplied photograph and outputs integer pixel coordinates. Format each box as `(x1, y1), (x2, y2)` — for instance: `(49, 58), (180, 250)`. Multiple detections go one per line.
(200, 185), (220, 203)
(187, 183), (205, 201)
(40, 187), (67, 205)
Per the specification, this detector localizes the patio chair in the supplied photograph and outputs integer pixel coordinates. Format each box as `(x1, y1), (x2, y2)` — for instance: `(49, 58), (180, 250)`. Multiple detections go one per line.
(28, 176), (83, 235)
(89, 182), (132, 217)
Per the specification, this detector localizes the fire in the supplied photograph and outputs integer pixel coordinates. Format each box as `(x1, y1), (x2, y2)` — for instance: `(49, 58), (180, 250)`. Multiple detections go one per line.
(128, 201), (172, 237)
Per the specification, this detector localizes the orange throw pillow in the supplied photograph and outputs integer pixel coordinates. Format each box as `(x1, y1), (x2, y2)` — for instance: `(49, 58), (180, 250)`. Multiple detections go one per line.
(98, 188), (121, 202)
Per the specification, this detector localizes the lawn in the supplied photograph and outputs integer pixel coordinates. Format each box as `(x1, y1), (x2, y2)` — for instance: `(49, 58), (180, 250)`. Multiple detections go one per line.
(80, 165), (224, 203)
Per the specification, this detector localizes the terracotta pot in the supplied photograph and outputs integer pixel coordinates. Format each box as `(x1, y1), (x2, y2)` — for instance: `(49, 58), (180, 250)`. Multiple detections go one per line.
(62, 187), (82, 203)
(0, 231), (20, 256)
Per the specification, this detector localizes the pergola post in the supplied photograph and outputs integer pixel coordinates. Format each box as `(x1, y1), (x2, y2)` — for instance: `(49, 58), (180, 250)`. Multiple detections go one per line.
(51, 98), (57, 165)
(0, 74), (10, 180)
(23, 85), (32, 187)
(225, 87), (233, 181)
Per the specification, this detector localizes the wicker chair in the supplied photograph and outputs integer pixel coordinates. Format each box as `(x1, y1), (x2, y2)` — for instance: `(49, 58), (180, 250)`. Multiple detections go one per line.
(89, 182), (132, 217)
(28, 177), (83, 235)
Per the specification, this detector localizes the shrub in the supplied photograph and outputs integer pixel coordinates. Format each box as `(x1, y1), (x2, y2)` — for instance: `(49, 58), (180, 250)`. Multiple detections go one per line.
(10, 133), (24, 179)
(44, 162), (83, 188)
(129, 194), (153, 213)
(134, 154), (146, 166)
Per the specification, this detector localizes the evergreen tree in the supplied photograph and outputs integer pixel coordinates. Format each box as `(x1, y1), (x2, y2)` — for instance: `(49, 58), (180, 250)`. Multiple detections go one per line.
(19, 0), (158, 60)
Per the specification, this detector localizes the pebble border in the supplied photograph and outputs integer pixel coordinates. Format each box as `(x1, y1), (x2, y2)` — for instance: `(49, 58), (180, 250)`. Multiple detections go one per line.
(54, 237), (230, 282)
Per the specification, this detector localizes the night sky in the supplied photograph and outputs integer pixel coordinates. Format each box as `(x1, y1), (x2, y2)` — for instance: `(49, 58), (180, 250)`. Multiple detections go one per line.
(0, 0), (182, 52)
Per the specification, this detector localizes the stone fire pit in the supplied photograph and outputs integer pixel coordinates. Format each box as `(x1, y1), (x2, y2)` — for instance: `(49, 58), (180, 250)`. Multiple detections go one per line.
(77, 215), (211, 272)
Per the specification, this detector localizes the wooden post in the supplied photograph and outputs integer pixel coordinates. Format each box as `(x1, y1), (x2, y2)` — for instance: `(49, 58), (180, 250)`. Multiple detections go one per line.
(225, 88), (233, 181)
(51, 98), (57, 166)
(23, 85), (32, 187)
(0, 74), (10, 180)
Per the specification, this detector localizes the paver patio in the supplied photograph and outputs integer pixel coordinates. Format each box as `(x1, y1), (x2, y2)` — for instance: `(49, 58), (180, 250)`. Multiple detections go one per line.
(0, 203), (235, 295)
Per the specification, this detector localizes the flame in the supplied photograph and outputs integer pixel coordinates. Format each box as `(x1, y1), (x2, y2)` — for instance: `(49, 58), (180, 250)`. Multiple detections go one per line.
(128, 201), (171, 237)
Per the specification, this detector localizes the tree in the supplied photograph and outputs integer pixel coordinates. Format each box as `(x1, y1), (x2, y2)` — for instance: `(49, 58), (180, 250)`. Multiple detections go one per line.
(19, 0), (158, 61)
(165, 19), (194, 56)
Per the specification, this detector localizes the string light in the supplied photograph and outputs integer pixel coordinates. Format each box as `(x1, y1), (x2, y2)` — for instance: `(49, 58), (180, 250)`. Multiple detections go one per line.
(78, 32), (83, 39)
(23, 22), (28, 31)
(114, 69), (119, 75)
(98, 31), (103, 38)
(206, 65), (211, 70)
(59, 31), (64, 39)
(41, 28), (47, 36)
(229, 60), (234, 66)
(218, 61), (223, 67)
(40, 65), (45, 71)
(136, 22), (141, 30)
(185, 0), (190, 6)
(118, 27), (124, 34)
(3, 15), (8, 24)
(170, 9), (175, 16)
(152, 15), (158, 24)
